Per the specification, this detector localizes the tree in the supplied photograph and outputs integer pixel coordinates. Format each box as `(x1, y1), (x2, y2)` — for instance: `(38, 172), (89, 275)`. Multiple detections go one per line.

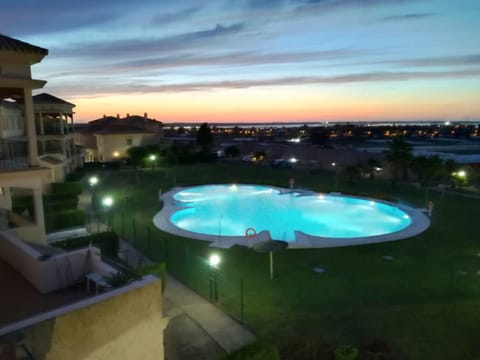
(387, 136), (413, 188)
(343, 165), (361, 184)
(126, 146), (147, 168)
(224, 145), (240, 158)
(363, 158), (381, 180)
(196, 123), (213, 151)
(411, 155), (444, 186)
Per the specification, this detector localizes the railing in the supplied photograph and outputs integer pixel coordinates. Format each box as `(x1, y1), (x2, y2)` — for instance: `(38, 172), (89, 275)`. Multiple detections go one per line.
(0, 140), (28, 169)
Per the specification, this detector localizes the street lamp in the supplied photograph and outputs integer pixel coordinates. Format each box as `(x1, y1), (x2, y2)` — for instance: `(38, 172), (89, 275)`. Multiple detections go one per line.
(331, 162), (338, 191)
(102, 196), (114, 231)
(208, 254), (221, 302)
(89, 176), (98, 209)
(149, 154), (157, 171)
(452, 169), (467, 188)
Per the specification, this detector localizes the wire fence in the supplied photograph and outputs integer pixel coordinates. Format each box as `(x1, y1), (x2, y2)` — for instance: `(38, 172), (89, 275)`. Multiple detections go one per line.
(96, 207), (480, 330)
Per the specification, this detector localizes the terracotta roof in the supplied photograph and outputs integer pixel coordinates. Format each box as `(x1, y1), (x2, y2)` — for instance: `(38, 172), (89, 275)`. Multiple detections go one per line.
(33, 93), (75, 107)
(0, 34), (48, 55)
(86, 115), (162, 134)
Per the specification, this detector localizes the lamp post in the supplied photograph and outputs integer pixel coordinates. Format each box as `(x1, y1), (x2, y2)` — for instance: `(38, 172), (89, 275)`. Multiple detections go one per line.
(331, 162), (338, 191)
(88, 176), (98, 232)
(208, 254), (221, 302)
(102, 196), (114, 231)
(149, 154), (156, 172)
(89, 176), (98, 211)
(452, 169), (467, 188)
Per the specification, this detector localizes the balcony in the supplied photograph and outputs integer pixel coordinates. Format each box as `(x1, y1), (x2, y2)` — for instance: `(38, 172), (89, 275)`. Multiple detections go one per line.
(0, 140), (28, 170)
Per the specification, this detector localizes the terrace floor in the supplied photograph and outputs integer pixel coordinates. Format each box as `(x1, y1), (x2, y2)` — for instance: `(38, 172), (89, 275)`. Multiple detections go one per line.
(0, 259), (91, 331)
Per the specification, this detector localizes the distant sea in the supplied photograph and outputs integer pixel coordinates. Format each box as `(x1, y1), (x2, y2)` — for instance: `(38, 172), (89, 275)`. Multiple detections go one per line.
(163, 120), (479, 129)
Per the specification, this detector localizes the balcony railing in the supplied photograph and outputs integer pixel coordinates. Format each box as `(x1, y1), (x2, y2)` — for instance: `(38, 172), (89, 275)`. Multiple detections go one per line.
(0, 140), (28, 170)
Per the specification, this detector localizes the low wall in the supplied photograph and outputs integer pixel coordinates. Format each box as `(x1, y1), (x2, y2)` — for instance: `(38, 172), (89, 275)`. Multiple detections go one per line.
(0, 230), (116, 293)
(28, 278), (168, 360)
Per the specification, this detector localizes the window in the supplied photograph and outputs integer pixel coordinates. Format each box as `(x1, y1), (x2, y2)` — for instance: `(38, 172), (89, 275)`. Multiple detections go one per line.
(126, 137), (133, 146)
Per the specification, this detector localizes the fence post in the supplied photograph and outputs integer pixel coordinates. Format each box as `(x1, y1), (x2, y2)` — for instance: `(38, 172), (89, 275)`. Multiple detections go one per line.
(185, 246), (190, 284)
(147, 226), (152, 258)
(164, 237), (168, 261)
(132, 217), (137, 247)
(121, 211), (125, 237)
(448, 262), (455, 300)
(240, 278), (244, 323)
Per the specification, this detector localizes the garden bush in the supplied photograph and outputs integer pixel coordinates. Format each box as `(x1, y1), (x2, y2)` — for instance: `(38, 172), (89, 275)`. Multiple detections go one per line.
(334, 345), (359, 360)
(45, 209), (84, 233)
(139, 262), (167, 292)
(52, 231), (119, 257)
(222, 341), (279, 360)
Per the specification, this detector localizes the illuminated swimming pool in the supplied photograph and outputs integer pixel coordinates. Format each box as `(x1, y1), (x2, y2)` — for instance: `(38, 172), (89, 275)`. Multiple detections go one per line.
(153, 184), (430, 249)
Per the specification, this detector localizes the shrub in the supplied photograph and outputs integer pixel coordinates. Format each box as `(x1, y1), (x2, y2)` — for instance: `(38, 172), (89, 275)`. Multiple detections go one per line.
(363, 339), (394, 360)
(52, 231), (119, 257)
(222, 341), (279, 360)
(334, 345), (359, 360)
(139, 262), (166, 292)
(45, 209), (84, 233)
(279, 337), (334, 360)
(105, 271), (138, 287)
(43, 193), (79, 212)
(50, 181), (82, 195)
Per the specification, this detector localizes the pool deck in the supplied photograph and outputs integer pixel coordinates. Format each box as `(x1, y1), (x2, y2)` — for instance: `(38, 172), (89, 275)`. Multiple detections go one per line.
(153, 186), (431, 249)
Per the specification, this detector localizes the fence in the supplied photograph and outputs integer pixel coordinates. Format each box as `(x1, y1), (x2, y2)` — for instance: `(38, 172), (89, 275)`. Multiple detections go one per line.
(99, 206), (478, 331)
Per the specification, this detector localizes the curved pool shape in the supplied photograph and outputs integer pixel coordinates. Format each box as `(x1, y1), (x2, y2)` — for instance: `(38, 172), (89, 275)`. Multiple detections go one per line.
(153, 184), (430, 249)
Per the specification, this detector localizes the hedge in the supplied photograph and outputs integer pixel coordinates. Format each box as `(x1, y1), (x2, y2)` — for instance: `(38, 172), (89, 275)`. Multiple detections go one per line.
(45, 209), (84, 233)
(43, 193), (79, 213)
(50, 181), (82, 195)
(139, 262), (167, 292)
(52, 231), (119, 258)
(222, 342), (279, 360)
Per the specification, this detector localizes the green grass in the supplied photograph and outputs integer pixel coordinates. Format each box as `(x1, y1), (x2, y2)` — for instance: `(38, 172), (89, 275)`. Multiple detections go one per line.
(89, 162), (480, 359)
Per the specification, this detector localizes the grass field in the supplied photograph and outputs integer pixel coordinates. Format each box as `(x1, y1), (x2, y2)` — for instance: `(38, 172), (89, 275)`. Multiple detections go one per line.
(90, 162), (480, 359)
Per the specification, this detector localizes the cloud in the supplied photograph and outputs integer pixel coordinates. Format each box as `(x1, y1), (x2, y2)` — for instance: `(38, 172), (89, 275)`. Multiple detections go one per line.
(391, 54), (480, 67)
(149, 6), (202, 26)
(52, 23), (246, 58)
(0, 0), (156, 35)
(47, 69), (480, 97)
(109, 48), (365, 71)
(382, 13), (435, 22)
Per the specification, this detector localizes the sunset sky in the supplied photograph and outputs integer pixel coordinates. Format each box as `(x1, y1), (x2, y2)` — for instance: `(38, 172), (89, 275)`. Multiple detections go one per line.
(2, 0), (480, 123)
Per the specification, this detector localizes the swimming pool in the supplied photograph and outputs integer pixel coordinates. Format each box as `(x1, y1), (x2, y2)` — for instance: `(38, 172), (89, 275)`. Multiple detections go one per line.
(153, 184), (430, 249)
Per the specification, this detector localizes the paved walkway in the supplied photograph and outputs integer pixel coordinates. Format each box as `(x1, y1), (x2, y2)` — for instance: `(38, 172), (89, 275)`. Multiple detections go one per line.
(118, 239), (256, 359)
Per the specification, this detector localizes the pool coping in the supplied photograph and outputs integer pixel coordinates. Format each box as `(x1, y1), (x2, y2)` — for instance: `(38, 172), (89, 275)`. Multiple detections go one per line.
(153, 185), (431, 249)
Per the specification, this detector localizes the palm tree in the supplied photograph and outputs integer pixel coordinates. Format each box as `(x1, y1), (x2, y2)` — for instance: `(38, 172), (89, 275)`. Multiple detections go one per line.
(387, 136), (413, 189)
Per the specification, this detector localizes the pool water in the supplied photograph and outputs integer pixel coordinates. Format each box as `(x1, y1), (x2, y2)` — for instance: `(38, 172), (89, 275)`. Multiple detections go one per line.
(170, 184), (411, 242)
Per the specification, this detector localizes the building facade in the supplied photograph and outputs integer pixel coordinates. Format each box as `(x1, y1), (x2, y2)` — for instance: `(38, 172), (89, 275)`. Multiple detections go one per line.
(75, 114), (163, 162)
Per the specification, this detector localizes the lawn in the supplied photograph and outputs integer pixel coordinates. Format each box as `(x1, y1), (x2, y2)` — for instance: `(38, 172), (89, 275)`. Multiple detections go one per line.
(91, 162), (480, 359)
